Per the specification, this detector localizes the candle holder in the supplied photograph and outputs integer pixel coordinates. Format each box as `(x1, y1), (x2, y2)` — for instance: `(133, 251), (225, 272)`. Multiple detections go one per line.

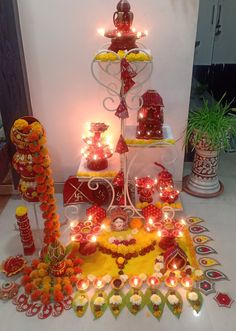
(159, 186), (180, 204)
(135, 176), (155, 203)
(147, 276), (159, 289)
(102, 0), (147, 52)
(93, 278), (105, 290)
(165, 273), (178, 288)
(181, 276), (193, 289)
(76, 278), (90, 291)
(129, 276), (142, 289)
(154, 163), (174, 192)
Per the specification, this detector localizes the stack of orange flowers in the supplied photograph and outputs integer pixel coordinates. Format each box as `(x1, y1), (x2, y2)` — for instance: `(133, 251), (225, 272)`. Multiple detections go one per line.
(26, 121), (61, 245)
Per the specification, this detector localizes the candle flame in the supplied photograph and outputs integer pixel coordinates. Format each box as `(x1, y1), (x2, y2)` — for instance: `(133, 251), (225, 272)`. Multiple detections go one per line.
(117, 32), (122, 37)
(173, 264), (177, 270)
(137, 31), (142, 38)
(91, 235), (97, 243)
(144, 29), (148, 36)
(132, 27), (136, 32)
(157, 230), (162, 237)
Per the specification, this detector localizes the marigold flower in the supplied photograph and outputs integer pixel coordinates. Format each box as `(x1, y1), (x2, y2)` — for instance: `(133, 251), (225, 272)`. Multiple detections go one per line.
(41, 292), (50, 305)
(31, 289), (42, 301)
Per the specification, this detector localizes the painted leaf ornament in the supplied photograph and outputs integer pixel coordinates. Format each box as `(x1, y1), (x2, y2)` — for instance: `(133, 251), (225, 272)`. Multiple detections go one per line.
(72, 292), (89, 318)
(145, 288), (165, 320)
(196, 279), (216, 296)
(186, 217), (204, 225)
(214, 292), (234, 308)
(193, 235), (213, 245)
(189, 225), (209, 234)
(52, 302), (64, 317)
(198, 257), (221, 268)
(186, 289), (203, 313)
(90, 290), (108, 320)
(195, 245), (217, 255)
(165, 290), (183, 319)
(125, 288), (145, 315)
(108, 289), (125, 318)
(38, 304), (53, 319)
(25, 303), (42, 317)
(115, 135), (129, 154)
(204, 269), (229, 281)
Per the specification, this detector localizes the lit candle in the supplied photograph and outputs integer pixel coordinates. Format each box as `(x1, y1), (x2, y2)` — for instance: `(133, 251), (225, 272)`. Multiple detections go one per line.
(181, 276), (193, 289)
(157, 230), (162, 237)
(129, 276), (142, 289)
(70, 220), (78, 229)
(147, 276), (159, 288)
(77, 278), (90, 291)
(93, 278), (105, 289)
(165, 275), (178, 288)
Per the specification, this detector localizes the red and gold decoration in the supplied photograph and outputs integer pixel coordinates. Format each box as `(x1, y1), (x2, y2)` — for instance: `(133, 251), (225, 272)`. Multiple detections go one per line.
(135, 176), (155, 203)
(81, 122), (113, 171)
(115, 134), (129, 154)
(1, 255), (26, 277)
(100, 0), (147, 53)
(15, 206), (35, 256)
(0, 281), (20, 301)
(136, 90), (164, 140)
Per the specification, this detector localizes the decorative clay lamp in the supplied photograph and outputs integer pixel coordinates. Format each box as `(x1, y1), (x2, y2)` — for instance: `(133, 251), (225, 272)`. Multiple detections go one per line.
(104, 0), (146, 52)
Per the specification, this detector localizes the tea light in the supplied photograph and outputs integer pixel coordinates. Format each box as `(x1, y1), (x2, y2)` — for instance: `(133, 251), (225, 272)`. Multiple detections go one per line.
(181, 276), (193, 289)
(165, 275), (178, 288)
(129, 276), (142, 289)
(76, 278), (90, 291)
(70, 220), (79, 229)
(147, 276), (159, 288)
(93, 278), (105, 289)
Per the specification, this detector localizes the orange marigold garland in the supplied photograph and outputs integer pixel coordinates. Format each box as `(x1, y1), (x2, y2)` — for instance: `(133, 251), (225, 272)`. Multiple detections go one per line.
(11, 117), (60, 245)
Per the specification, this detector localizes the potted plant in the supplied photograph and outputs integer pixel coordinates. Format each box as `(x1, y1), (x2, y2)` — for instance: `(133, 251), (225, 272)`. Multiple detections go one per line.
(183, 95), (236, 197)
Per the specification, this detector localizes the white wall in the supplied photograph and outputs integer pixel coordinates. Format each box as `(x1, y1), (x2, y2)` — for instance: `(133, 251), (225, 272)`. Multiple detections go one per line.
(17, 0), (199, 183)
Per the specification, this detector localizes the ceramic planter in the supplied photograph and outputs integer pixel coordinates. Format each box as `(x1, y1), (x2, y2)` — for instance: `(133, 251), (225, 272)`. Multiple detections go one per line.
(183, 145), (224, 198)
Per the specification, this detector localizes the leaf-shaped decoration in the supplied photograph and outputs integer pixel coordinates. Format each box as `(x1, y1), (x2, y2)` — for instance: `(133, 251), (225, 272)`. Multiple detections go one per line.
(199, 257), (221, 268)
(145, 288), (165, 320)
(193, 235), (213, 245)
(165, 290), (183, 319)
(186, 289), (203, 313)
(72, 292), (89, 318)
(186, 217), (204, 225)
(125, 288), (145, 315)
(90, 290), (107, 320)
(108, 289), (125, 319)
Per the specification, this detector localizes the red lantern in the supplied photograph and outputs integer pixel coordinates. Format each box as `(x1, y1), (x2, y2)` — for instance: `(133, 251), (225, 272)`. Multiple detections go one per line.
(154, 163), (174, 191)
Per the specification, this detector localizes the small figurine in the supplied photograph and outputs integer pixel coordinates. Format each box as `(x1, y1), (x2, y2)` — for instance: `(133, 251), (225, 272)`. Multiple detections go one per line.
(110, 207), (129, 231)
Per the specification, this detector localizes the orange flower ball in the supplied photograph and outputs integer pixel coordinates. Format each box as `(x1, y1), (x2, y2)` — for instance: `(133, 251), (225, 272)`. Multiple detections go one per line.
(129, 218), (143, 229)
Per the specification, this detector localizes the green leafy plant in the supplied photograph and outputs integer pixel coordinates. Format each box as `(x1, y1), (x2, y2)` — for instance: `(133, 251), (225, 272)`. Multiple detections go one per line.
(185, 95), (236, 151)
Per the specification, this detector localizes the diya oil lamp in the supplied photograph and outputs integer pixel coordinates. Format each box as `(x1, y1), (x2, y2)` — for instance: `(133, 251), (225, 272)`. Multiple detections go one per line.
(159, 186), (180, 204)
(76, 278), (90, 291)
(181, 276), (193, 289)
(165, 273), (178, 288)
(135, 176), (155, 203)
(147, 276), (159, 289)
(99, 0), (147, 52)
(164, 245), (188, 272)
(93, 278), (105, 290)
(47, 239), (66, 277)
(129, 276), (142, 289)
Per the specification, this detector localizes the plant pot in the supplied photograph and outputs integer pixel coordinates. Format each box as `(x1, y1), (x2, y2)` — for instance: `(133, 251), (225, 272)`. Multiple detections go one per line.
(183, 147), (224, 198)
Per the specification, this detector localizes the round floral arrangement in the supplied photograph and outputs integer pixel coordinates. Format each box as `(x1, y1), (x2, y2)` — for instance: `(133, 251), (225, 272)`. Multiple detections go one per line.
(20, 257), (83, 305)
(74, 295), (88, 307)
(150, 294), (162, 305)
(187, 291), (198, 302)
(109, 295), (122, 305)
(167, 294), (179, 305)
(130, 294), (142, 306)
(94, 296), (105, 306)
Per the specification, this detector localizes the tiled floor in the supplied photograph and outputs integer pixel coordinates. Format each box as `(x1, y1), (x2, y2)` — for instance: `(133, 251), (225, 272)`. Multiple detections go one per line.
(0, 152), (235, 331)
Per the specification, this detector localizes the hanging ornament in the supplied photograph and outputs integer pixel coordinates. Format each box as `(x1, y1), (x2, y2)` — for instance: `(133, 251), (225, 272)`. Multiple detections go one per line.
(115, 135), (129, 154)
(115, 98), (129, 119)
(113, 171), (124, 187)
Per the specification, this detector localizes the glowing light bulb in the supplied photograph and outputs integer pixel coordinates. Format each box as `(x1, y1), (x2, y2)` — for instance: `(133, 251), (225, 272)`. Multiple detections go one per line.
(97, 28), (105, 36)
